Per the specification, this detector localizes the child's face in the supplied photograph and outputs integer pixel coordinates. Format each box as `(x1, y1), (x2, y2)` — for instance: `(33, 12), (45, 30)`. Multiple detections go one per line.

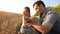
(23, 9), (30, 17)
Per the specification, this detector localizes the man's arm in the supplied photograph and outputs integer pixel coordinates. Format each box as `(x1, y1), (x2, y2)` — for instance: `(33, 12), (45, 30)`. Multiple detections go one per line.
(32, 11), (58, 34)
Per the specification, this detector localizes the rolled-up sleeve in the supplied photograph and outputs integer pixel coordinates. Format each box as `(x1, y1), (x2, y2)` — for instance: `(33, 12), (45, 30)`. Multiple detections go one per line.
(42, 11), (58, 25)
(41, 11), (58, 33)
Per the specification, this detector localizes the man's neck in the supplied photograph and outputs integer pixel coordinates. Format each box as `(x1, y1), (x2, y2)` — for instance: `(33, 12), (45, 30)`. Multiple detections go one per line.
(40, 9), (45, 17)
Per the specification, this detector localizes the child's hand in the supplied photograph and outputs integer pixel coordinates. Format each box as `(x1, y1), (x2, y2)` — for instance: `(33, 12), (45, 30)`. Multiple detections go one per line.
(23, 23), (32, 28)
(23, 21), (28, 28)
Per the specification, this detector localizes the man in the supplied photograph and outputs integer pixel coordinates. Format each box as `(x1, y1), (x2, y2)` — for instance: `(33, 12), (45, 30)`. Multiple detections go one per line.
(31, 1), (60, 34)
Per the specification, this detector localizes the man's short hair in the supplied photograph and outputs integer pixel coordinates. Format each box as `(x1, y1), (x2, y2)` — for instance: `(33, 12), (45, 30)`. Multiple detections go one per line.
(33, 1), (45, 8)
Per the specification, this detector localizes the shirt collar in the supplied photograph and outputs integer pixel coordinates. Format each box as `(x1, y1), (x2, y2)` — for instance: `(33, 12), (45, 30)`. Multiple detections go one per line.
(40, 8), (49, 18)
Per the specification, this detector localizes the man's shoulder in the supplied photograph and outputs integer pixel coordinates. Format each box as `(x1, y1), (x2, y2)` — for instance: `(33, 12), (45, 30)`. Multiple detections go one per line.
(47, 10), (56, 14)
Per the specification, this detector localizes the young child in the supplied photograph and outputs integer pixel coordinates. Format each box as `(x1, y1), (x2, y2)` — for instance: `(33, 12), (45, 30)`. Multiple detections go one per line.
(20, 7), (34, 34)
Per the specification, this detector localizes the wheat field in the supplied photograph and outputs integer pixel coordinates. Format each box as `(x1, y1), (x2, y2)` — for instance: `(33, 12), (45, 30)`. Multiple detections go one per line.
(0, 11), (22, 34)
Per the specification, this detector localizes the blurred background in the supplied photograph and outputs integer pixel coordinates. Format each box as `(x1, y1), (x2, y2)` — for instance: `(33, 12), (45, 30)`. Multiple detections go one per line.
(0, 0), (60, 16)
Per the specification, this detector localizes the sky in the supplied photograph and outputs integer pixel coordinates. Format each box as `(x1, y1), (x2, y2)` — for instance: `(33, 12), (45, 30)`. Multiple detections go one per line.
(0, 0), (60, 16)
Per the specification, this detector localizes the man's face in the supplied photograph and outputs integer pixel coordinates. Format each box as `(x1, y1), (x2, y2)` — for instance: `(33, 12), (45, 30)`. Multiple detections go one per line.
(34, 4), (45, 14)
